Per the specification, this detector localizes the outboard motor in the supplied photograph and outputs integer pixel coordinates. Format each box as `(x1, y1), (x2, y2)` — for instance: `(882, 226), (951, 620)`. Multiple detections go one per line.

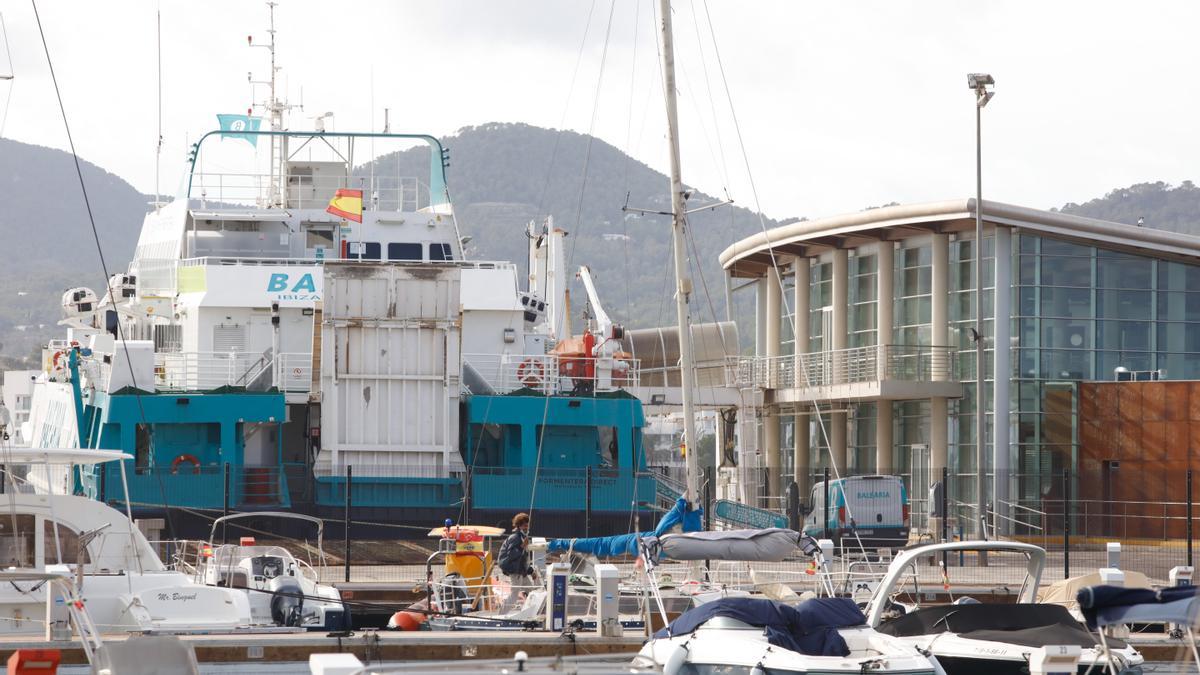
(269, 575), (305, 626)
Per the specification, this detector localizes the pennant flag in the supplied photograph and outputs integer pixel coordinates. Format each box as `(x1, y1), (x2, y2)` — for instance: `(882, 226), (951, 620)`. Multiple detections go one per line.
(216, 114), (263, 146)
(326, 188), (363, 223)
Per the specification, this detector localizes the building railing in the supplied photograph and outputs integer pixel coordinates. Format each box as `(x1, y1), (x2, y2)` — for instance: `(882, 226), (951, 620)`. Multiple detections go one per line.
(190, 172), (424, 212)
(728, 344), (957, 390)
(155, 351), (313, 393)
(464, 353), (640, 396)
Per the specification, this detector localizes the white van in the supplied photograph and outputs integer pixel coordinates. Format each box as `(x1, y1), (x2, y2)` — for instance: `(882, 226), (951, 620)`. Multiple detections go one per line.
(803, 475), (909, 550)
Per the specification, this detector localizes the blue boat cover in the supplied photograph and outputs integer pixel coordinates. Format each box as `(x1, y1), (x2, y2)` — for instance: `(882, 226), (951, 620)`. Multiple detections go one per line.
(546, 497), (701, 558)
(1077, 584), (1199, 629)
(653, 597), (865, 657)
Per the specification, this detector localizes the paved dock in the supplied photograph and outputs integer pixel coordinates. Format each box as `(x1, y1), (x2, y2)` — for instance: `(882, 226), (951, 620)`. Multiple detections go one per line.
(0, 629), (647, 666)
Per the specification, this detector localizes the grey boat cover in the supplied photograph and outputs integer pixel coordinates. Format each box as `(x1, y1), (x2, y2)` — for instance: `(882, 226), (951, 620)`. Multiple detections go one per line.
(646, 528), (801, 562)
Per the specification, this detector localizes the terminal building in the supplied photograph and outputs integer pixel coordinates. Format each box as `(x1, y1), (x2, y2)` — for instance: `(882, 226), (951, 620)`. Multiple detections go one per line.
(720, 199), (1200, 529)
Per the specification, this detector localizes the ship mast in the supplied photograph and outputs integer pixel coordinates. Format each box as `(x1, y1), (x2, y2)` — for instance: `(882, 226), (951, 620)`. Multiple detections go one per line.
(249, 1), (295, 206)
(658, 0), (700, 508)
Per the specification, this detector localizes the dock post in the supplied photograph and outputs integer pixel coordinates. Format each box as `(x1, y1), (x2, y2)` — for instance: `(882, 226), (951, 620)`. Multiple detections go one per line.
(222, 462), (230, 544)
(823, 467), (831, 541)
(585, 466), (592, 539)
(1188, 470), (1194, 569)
(1063, 469), (1070, 579)
(345, 464), (353, 583)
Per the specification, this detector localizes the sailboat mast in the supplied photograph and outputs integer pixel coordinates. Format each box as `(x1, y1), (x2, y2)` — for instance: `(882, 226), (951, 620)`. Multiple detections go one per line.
(658, 0), (700, 507)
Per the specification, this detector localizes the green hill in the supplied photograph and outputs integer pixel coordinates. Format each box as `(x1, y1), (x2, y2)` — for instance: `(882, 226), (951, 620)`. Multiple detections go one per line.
(4, 125), (1200, 363)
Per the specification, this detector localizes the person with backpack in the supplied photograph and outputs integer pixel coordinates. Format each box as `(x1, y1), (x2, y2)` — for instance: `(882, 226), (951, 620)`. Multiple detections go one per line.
(498, 512), (536, 612)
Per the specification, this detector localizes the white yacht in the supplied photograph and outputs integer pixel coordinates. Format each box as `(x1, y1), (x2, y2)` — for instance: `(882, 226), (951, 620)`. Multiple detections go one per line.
(865, 541), (1144, 675)
(0, 447), (253, 634)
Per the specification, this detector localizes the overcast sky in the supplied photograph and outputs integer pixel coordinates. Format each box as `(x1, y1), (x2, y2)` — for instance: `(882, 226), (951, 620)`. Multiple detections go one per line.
(1, 1), (1196, 221)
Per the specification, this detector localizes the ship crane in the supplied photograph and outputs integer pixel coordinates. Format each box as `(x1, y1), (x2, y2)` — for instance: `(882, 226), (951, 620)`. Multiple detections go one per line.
(544, 267), (631, 394)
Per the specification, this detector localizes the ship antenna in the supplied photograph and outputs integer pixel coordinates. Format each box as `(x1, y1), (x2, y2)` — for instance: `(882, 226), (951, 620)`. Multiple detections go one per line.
(248, 1), (299, 206)
(153, 6), (162, 211)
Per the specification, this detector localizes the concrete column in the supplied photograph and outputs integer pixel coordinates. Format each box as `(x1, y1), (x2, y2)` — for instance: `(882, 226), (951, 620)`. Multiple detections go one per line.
(794, 407), (810, 489)
(930, 396), (948, 486)
(831, 250), (848, 352)
(794, 258), (811, 360)
(793, 258), (811, 490)
(993, 226), (1012, 533)
(755, 277), (768, 357)
(830, 411), (848, 474)
(764, 267), (783, 497)
(831, 250), (849, 473)
(876, 241), (894, 363)
(931, 234), (949, 380)
(875, 400), (893, 474)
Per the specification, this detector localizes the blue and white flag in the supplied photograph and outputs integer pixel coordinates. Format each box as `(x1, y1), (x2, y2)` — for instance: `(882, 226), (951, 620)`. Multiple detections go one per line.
(216, 114), (263, 146)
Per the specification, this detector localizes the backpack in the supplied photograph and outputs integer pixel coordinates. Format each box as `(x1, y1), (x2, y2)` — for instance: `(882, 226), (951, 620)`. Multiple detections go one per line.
(497, 532), (525, 575)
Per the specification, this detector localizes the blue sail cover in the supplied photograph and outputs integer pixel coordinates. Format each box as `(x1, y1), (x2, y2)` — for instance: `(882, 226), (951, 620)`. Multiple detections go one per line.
(654, 597), (865, 657)
(1077, 584), (1200, 629)
(547, 497), (701, 557)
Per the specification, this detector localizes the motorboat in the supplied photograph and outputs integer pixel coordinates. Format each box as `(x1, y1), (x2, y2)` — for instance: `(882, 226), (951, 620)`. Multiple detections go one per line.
(633, 596), (942, 675)
(865, 541), (1144, 674)
(0, 447), (253, 633)
(191, 512), (347, 629)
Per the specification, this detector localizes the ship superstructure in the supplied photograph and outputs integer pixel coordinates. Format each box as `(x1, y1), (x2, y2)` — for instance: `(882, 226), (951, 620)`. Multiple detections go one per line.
(23, 7), (660, 534)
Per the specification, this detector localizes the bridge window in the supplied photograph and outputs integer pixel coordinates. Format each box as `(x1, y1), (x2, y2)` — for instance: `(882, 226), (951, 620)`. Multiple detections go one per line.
(430, 243), (454, 261)
(346, 241), (381, 260)
(387, 243), (422, 261)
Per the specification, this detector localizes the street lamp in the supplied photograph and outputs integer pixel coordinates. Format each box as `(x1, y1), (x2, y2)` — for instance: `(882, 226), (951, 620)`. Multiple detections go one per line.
(968, 72), (994, 540)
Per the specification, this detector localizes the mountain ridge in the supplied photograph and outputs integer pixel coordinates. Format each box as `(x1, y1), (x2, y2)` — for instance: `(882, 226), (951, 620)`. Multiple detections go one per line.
(0, 125), (1196, 363)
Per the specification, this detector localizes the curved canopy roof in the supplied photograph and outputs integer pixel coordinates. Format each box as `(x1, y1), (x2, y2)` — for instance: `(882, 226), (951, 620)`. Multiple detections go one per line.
(721, 198), (1200, 278)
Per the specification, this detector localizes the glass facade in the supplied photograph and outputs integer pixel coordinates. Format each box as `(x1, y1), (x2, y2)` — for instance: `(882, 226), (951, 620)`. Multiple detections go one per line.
(808, 261), (832, 353)
(782, 227), (1200, 495)
(848, 253), (877, 347)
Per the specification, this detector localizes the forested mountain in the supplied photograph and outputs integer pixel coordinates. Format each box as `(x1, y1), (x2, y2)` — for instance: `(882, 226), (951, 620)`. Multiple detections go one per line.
(363, 122), (775, 333)
(0, 138), (147, 363)
(1055, 181), (1200, 231)
(2, 125), (1200, 363)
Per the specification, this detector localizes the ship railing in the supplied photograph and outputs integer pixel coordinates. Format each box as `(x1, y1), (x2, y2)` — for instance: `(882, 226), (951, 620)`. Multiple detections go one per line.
(189, 171), (424, 212)
(728, 344), (958, 390)
(464, 353), (640, 395)
(156, 351), (270, 391)
(276, 352), (314, 393)
(155, 350), (313, 393)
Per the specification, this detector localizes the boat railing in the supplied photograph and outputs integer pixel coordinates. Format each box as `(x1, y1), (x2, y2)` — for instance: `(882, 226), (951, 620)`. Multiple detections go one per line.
(728, 344), (958, 390)
(463, 352), (640, 396)
(189, 171), (425, 212)
(155, 350), (313, 393)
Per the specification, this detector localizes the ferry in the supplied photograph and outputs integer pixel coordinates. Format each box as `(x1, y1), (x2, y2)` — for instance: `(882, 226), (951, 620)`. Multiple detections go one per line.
(20, 6), (671, 538)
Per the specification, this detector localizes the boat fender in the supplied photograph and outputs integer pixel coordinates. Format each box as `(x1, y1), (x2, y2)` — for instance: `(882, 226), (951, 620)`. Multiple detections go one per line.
(660, 642), (689, 675)
(516, 359), (544, 387)
(170, 454), (201, 475)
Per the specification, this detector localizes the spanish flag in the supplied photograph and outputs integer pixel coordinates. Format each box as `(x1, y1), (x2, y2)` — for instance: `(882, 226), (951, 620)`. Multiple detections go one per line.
(326, 188), (363, 223)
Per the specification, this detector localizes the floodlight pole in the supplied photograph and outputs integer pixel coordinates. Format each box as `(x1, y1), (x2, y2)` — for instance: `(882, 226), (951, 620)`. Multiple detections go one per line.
(970, 74), (994, 541)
